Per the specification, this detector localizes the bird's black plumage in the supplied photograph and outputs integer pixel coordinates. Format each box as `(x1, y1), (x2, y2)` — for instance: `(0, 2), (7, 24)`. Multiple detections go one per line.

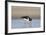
(21, 16), (32, 21)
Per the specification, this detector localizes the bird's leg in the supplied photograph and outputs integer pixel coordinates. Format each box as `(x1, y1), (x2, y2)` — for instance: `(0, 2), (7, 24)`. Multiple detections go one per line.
(26, 21), (29, 28)
(24, 21), (27, 28)
(26, 21), (28, 28)
(29, 21), (32, 27)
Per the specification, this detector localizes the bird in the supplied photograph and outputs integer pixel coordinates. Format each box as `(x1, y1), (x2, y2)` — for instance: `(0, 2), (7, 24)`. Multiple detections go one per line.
(21, 16), (32, 27)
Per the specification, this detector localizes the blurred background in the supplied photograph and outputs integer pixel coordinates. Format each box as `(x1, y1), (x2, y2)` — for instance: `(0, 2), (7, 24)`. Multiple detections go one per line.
(12, 6), (40, 19)
(11, 6), (40, 28)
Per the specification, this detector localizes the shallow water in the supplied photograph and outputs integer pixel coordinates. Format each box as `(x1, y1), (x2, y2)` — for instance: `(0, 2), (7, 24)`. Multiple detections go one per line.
(11, 19), (40, 28)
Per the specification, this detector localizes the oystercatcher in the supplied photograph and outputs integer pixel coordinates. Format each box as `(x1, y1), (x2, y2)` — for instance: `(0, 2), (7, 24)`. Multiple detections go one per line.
(21, 16), (32, 27)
